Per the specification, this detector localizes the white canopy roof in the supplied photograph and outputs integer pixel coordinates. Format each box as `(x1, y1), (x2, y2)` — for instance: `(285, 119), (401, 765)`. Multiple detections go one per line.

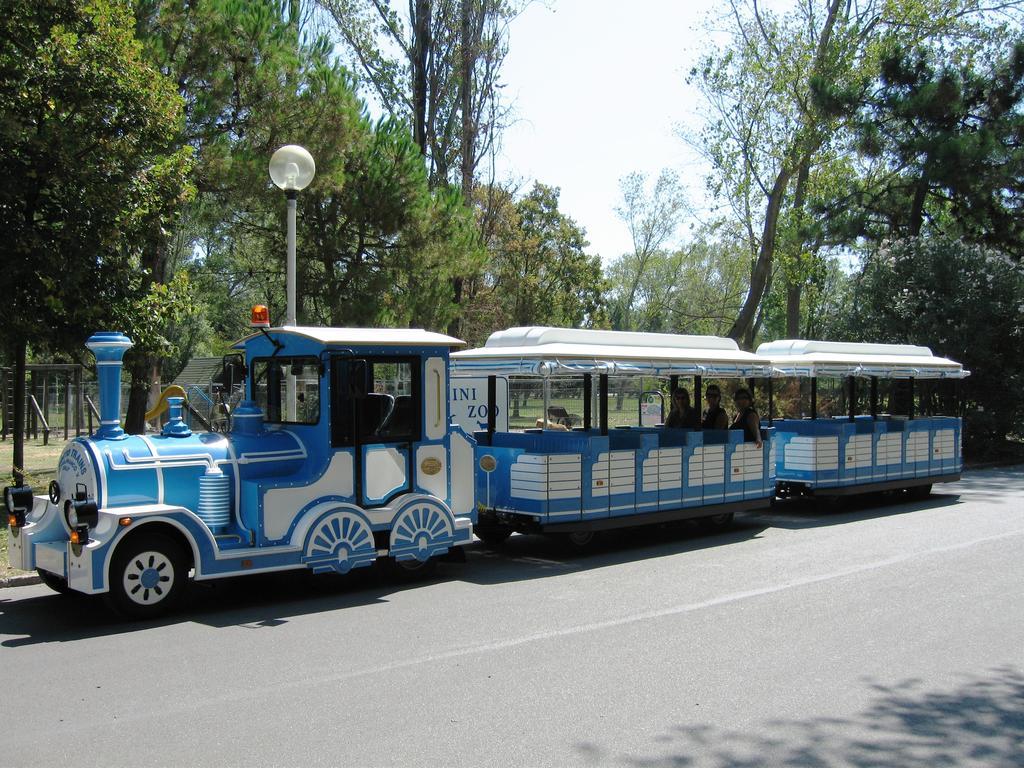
(451, 326), (771, 377)
(756, 339), (969, 379)
(234, 325), (465, 349)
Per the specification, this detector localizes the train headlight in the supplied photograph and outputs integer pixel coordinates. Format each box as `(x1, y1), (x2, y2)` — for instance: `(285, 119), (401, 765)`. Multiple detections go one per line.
(3, 485), (33, 527)
(64, 498), (99, 530)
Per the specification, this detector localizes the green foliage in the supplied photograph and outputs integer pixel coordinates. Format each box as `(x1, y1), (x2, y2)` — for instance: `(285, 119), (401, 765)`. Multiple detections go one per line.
(132, 0), (482, 365)
(0, 0), (193, 359)
(850, 237), (1024, 452)
(463, 183), (606, 342)
(822, 40), (1024, 251)
(606, 222), (750, 337)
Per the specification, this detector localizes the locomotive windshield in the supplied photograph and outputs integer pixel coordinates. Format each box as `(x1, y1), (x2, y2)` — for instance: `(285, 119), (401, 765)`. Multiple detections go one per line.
(252, 356), (321, 424)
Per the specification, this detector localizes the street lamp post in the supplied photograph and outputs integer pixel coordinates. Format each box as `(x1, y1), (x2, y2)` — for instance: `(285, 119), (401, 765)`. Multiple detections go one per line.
(269, 145), (315, 420)
(269, 144), (316, 327)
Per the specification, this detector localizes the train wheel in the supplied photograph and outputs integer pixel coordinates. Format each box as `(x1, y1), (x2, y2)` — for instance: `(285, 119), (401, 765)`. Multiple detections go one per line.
(702, 512), (735, 531)
(36, 569), (72, 596)
(475, 523), (513, 548)
(555, 530), (596, 552)
(106, 533), (187, 619)
(387, 555), (439, 582)
(909, 483), (933, 500)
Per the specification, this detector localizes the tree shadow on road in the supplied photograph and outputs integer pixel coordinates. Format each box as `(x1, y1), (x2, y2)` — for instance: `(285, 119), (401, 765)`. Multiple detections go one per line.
(575, 667), (1024, 767)
(754, 490), (963, 529)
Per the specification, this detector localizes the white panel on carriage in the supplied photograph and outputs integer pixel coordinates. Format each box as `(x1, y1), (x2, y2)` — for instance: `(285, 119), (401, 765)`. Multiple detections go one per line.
(262, 451), (355, 540)
(932, 430), (956, 460)
(449, 429), (475, 516)
(365, 447), (407, 500)
(415, 444), (447, 499)
(845, 435), (873, 468)
(906, 432), (930, 462)
(424, 357), (447, 441)
(877, 434), (902, 465)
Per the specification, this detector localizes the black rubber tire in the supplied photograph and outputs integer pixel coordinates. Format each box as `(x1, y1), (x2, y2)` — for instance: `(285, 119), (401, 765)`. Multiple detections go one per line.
(555, 529), (596, 552)
(908, 483), (933, 500)
(474, 524), (513, 548)
(701, 511), (735, 531)
(387, 555), (439, 582)
(36, 569), (73, 595)
(105, 532), (188, 619)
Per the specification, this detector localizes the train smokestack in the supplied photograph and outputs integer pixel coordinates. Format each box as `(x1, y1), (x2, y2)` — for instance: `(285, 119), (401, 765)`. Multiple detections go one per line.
(85, 332), (133, 440)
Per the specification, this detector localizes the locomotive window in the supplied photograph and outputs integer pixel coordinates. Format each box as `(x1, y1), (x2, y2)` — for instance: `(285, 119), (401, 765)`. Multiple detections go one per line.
(331, 357), (420, 446)
(252, 357), (321, 424)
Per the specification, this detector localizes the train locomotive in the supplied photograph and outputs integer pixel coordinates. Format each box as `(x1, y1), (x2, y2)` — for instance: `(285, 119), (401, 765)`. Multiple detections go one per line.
(5, 322), (477, 617)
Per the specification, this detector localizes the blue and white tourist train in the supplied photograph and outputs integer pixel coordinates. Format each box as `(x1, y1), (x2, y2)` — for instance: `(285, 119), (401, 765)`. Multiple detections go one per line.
(3, 321), (967, 617)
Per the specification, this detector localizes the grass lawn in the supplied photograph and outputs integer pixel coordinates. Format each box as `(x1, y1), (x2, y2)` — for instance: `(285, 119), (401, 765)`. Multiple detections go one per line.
(1, 437), (69, 580)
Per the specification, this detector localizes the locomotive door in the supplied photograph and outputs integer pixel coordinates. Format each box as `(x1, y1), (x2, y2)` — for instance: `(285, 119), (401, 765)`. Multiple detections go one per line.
(331, 356), (421, 508)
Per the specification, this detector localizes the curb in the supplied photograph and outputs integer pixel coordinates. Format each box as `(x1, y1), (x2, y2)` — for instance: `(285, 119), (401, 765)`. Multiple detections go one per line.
(0, 573), (41, 589)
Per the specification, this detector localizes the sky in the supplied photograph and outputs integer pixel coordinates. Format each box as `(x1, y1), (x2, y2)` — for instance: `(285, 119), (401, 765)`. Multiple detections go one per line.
(494, 0), (723, 264)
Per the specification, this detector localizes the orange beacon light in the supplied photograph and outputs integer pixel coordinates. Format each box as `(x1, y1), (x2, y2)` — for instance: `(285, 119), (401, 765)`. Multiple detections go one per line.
(251, 305), (270, 328)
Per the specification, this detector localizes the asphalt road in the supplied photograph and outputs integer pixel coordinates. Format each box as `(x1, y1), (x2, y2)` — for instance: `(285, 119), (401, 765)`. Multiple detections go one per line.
(2, 467), (1023, 767)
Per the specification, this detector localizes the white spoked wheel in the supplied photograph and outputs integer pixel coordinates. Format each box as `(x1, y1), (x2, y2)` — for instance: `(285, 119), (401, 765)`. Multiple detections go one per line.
(123, 550), (176, 606)
(106, 533), (187, 619)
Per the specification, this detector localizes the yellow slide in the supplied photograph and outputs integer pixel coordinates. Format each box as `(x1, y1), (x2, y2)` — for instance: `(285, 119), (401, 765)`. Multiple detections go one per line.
(145, 385), (189, 422)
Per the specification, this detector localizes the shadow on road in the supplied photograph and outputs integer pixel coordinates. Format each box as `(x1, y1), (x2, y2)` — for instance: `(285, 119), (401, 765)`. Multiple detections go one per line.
(0, 519), (768, 644)
(460, 517), (770, 586)
(754, 489), (963, 529)
(575, 666), (1024, 767)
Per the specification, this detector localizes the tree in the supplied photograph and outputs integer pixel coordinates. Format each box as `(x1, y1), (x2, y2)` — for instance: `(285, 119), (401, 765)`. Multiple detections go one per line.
(849, 236), (1024, 454)
(687, 0), (1021, 346)
(819, 41), (1024, 252)
(608, 170), (690, 331)
(317, 0), (516, 189)
(464, 183), (606, 342)
(0, 0), (192, 476)
(135, 0), (482, 375)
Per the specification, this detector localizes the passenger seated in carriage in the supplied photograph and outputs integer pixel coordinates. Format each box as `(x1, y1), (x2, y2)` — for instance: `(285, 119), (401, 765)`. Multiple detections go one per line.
(664, 387), (699, 428)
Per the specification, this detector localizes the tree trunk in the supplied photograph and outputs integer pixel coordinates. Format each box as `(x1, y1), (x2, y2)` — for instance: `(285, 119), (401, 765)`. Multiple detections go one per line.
(728, 163), (793, 343)
(447, 0), (474, 339)
(786, 283), (802, 338)
(412, 0), (431, 157)
(124, 355), (151, 435)
(727, 0), (844, 344)
(785, 159), (810, 338)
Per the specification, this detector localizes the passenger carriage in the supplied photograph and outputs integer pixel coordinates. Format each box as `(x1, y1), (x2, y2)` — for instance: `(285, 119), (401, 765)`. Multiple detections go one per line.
(756, 339), (967, 498)
(4, 320), (477, 616)
(450, 327), (777, 546)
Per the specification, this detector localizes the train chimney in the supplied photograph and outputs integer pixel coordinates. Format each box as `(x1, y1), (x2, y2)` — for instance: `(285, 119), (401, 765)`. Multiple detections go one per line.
(85, 332), (133, 440)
